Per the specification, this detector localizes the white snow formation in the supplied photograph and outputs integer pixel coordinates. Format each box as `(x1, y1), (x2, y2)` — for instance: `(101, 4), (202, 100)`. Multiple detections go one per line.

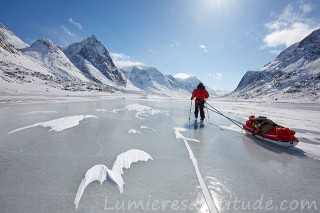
(7, 115), (97, 134)
(74, 149), (153, 209)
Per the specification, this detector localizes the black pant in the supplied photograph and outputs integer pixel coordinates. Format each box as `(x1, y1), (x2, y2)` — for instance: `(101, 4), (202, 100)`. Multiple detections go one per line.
(194, 102), (205, 120)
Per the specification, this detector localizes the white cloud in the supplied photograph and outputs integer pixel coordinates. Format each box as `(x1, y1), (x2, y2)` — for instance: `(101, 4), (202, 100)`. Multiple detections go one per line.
(264, 22), (314, 47)
(174, 73), (192, 79)
(148, 48), (157, 54)
(40, 25), (81, 47)
(160, 42), (181, 49)
(110, 53), (144, 68)
(69, 18), (83, 30)
(212, 73), (223, 80)
(208, 72), (223, 80)
(61, 26), (75, 36)
(299, 2), (312, 13)
(263, 2), (320, 48)
(199, 44), (208, 52)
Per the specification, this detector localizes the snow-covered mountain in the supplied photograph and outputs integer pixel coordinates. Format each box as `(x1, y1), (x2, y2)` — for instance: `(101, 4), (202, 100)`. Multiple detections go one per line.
(0, 23), (222, 97)
(173, 75), (201, 93)
(0, 25), (57, 93)
(212, 89), (230, 97)
(0, 24), (29, 49)
(229, 28), (320, 101)
(174, 74), (219, 97)
(121, 65), (219, 96)
(0, 26), (120, 94)
(121, 65), (188, 95)
(21, 38), (89, 82)
(64, 35), (126, 87)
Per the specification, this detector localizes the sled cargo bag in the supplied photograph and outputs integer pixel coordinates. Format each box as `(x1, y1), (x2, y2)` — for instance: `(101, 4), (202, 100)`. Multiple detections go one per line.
(276, 127), (296, 141)
(251, 116), (276, 134)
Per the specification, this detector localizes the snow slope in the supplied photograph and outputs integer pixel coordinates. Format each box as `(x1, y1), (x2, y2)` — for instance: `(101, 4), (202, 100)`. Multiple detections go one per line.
(229, 28), (320, 102)
(0, 29), (58, 95)
(0, 24), (29, 49)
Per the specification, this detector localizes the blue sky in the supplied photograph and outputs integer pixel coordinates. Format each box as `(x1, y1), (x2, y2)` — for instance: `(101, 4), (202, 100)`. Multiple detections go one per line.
(1, 0), (320, 91)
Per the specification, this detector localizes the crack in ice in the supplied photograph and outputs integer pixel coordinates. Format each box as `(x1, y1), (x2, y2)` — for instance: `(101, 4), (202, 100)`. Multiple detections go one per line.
(173, 127), (218, 213)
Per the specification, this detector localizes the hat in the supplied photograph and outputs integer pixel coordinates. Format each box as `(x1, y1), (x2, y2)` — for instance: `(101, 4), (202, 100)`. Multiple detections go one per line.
(197, 82), (204, 89)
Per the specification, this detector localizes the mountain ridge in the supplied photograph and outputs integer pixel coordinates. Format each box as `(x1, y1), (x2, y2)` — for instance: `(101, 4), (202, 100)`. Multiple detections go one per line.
(0, 23), (237, 98)
(229, 28), (320, 101)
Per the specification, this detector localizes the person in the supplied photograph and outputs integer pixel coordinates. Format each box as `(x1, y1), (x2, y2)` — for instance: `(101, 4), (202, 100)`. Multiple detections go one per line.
(191, 82), (209, 122)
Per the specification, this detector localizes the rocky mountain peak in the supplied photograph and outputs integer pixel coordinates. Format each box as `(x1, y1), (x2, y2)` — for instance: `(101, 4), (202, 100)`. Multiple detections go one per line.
(28, 38), (60, 53)
(270, 28), (320, 70)
(64, 35), (126, 86)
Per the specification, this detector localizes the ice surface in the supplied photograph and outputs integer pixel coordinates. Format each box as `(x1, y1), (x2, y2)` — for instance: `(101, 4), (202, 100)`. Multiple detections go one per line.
(1, 98), (320, 212)
(8, 115), (97, 134)
(220, 124), (245, 133)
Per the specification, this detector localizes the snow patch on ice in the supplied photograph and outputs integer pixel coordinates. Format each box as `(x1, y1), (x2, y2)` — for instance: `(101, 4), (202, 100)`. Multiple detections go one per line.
(95, 108), (124, 113)
(125, 103), (152, 111)
(74, 149), (153, 209)
(111, 109), (124, 113)
(112, 149), (153, 175)
(128, 129), (142, 134)
(173, 127), (200, 143)
(74, 164), (122, 209)
(140, 125), (157, 132)
(125, 103), (164, 119)
(8, 115), (97, 134)
(20, 110), (58, 115)
(95, 109), (108, 112)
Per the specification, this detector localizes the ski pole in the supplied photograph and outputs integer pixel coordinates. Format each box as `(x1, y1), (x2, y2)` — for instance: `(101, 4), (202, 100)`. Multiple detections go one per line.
(206, 102), (209, 119)
(189, 99), (192, 121)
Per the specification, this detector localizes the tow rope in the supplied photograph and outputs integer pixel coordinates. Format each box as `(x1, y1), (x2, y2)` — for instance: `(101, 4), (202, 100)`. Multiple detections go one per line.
(205, 102), (245, 130)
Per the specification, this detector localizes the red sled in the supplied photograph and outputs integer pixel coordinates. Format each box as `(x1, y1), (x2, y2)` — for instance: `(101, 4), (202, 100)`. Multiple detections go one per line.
(243, 115), (299, 147)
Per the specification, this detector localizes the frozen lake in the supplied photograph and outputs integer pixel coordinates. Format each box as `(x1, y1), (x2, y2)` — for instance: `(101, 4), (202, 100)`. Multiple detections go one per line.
(0, 97), (319, 212)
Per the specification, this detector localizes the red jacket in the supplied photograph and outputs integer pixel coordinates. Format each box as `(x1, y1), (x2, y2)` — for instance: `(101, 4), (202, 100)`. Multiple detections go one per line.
(191, 88), (209, 104)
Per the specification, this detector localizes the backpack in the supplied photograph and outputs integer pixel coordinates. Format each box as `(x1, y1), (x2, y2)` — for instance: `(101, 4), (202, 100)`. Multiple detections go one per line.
(251, 116), (277, 134)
